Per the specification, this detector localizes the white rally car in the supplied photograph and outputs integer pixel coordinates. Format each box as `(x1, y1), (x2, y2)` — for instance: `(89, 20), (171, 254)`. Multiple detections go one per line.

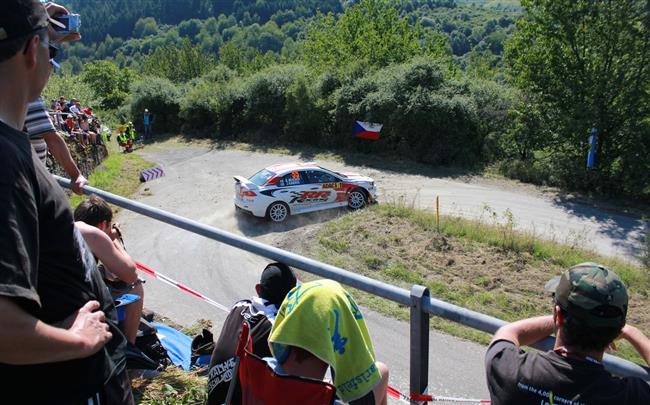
(234, 162), (378, 222)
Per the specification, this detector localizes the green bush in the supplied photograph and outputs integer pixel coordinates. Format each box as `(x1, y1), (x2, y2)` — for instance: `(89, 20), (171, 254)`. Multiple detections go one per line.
(331, 58), (488, 165)
(179, 81), (219, 134)
(44, 72), (99, 109)
(128, 77), (181, 133)
(282, 76), (327, 144)
(241, 64), (309, 133)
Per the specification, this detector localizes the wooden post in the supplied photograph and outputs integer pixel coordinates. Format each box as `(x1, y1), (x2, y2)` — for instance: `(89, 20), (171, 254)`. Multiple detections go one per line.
(436, 196), (440, 232)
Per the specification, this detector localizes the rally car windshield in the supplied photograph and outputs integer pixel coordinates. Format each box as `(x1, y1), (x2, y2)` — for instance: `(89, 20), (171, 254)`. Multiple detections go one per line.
(249, 169), (276, 186)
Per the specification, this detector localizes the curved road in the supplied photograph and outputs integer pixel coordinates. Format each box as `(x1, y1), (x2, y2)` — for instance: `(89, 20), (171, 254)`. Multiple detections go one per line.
(116, 145), (645, 400)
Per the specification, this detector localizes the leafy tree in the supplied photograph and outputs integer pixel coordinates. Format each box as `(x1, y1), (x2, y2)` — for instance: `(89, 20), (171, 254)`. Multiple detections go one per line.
(301, 0), (448, 74)
(143, 40), (217, 83)
(127, 77), (181, 132)
(81, 61), (135, 109)
(506, 0), (650, 197)
(219, 41), (277, 75)
(133, 17), (158, 38)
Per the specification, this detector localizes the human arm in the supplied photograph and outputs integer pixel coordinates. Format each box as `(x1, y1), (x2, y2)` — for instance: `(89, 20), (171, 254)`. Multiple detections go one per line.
(618, 325), (650, 366)
(0, 297), (111, 364)
(43, 131), (87, 194)
(490, 315), (555, 348)
(75, 222), (138, 284)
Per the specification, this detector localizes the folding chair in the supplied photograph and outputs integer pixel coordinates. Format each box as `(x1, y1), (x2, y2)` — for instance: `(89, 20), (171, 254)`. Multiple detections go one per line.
(225, 322), (337, 405)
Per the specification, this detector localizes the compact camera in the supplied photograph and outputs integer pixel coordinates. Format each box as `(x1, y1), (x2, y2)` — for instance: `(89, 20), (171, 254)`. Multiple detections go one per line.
(52, 14), (81, 34)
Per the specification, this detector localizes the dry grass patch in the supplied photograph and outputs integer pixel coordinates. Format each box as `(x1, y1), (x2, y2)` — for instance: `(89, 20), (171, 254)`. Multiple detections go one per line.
(131, 367), (206, 405)
(277, 203), (650, 364)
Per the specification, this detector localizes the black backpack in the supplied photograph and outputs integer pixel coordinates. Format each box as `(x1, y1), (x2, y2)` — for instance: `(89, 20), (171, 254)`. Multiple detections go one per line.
(126, 318), (172, 371)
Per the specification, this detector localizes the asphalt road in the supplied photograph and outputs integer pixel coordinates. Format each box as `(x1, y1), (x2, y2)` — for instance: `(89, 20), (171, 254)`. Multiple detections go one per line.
(116, 145), (645, 400)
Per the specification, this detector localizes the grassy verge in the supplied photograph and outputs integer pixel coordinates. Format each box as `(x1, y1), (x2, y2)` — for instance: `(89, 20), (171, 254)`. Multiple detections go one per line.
(131, 317), (212, 404)
(132, 367), (206, 405)
(286, 203), (650, 365)
(69, 142), (153, 208)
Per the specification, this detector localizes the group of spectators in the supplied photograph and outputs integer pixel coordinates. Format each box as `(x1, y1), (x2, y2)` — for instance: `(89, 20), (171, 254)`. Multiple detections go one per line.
(48, 95), (102, 147)
(2, 2), (650, 405)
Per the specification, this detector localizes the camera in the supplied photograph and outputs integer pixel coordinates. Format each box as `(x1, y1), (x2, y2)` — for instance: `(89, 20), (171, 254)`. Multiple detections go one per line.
(51, 14), (81, 34)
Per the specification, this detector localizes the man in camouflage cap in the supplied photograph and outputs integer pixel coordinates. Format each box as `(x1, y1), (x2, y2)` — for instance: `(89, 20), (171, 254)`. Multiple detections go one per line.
(485, 262), (650, 404)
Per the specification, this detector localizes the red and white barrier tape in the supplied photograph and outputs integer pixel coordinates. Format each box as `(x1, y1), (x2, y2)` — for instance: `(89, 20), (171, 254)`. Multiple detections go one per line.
(135, 261), (229, 313)
(387, 386), (490, 404)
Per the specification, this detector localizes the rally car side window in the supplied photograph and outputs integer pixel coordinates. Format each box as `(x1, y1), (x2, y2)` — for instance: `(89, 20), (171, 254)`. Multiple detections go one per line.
(278, 171), (305, 187)
(305, 170), (338, 184)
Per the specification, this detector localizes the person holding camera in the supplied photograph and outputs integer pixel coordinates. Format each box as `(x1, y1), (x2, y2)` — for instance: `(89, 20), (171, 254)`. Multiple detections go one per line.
(23, 2), (87, 194)
(74, 195), (145, 348)
(0, 2), (133, 404)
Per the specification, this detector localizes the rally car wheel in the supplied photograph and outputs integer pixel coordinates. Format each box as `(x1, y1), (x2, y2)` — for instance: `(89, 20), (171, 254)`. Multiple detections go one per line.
(266, 201), (289, 222)
(348, 189), (367, 210)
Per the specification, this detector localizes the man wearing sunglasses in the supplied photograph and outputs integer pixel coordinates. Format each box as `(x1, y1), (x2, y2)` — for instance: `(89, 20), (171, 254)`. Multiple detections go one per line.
(23, 2), (88, 195)
(0, 1), (133, 404)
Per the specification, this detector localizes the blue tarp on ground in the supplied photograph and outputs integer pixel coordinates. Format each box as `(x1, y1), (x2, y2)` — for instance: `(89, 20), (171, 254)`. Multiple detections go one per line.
(153, 322), (192, 371)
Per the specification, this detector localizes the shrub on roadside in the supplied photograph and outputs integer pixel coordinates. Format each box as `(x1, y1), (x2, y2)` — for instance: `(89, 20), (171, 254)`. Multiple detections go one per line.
(241, 64), (308, 134)
(128, 77), (181, 133)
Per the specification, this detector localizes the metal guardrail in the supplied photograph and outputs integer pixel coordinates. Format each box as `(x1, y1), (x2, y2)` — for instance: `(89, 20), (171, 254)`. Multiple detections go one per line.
(55, 175), (650, 403)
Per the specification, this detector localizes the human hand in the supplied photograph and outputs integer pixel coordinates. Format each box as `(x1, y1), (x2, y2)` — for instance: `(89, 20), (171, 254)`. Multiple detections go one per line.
(109, 223), (123, 241)
(45, 2), (82, 43)
(65, 301), (112, 356)
(71, 174), (87, 195)
(608, 324), (637, 351)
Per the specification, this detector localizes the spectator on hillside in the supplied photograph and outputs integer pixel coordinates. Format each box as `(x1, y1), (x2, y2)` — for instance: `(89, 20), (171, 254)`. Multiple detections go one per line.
(266, 279), (390, 405)
(0, 1), (133, 403)
(72, 119), (87, 146)
(117, 125), (133, 152)
(485, 262), (650, 405)
(207, 262), (297, 405)
(25, 96), (87, 193)
(143, 108), (153, 141)
(79, 114), (97, 144)
(69, 98), (81, 115)
(60, 96), (70, 114)
(74, 195), (145, 347)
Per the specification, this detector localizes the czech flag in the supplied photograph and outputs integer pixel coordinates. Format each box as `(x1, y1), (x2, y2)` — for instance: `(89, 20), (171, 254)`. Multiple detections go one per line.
(354, 121), (383, 141)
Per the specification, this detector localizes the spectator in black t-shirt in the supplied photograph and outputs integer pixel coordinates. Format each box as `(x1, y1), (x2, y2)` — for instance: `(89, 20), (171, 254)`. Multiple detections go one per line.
(485, 262), (650, 405)
(207, 262), (297, 405)
(0, 2), (133, 404)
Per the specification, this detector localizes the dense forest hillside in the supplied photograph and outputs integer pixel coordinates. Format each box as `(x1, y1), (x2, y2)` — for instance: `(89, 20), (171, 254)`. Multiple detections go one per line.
(58, 0), (517, 73)
(48, 0), (649, 202)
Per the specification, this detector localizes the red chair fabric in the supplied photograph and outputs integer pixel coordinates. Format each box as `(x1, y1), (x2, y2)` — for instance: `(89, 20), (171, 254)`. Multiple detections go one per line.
(233, 322), (337, 405)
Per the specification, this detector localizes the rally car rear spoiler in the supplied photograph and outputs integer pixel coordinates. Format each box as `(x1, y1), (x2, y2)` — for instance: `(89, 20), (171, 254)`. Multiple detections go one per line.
(233, 176), (258, 189)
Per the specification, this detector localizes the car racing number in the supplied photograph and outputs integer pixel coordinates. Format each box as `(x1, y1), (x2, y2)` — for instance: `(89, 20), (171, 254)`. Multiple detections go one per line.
(289, 190), (331, 204)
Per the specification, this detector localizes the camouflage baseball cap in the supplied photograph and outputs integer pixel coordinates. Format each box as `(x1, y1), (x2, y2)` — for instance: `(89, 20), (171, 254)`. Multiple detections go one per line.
(545, 262), (628, 328)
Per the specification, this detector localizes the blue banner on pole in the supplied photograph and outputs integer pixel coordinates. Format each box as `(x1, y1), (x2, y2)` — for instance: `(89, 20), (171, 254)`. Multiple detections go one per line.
(587, 127), (598, 169)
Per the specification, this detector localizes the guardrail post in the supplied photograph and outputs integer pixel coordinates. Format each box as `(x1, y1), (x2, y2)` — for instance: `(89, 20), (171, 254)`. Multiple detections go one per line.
(410, 284), (430, 404)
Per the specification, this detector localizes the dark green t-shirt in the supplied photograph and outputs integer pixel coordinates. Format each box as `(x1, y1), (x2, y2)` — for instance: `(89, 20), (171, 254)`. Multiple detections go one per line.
(0, 120), (126, 403)
(486, 340), (650, 405)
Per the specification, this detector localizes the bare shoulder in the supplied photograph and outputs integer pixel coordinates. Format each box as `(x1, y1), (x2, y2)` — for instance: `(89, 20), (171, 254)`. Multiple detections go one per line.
(74, 221), (109, 243)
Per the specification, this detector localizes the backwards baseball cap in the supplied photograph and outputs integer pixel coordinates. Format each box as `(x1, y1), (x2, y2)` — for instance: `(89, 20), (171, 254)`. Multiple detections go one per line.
(0, 0), (48, 42)
(545, 262), (628, 328)
(258, 262), (297, 308)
